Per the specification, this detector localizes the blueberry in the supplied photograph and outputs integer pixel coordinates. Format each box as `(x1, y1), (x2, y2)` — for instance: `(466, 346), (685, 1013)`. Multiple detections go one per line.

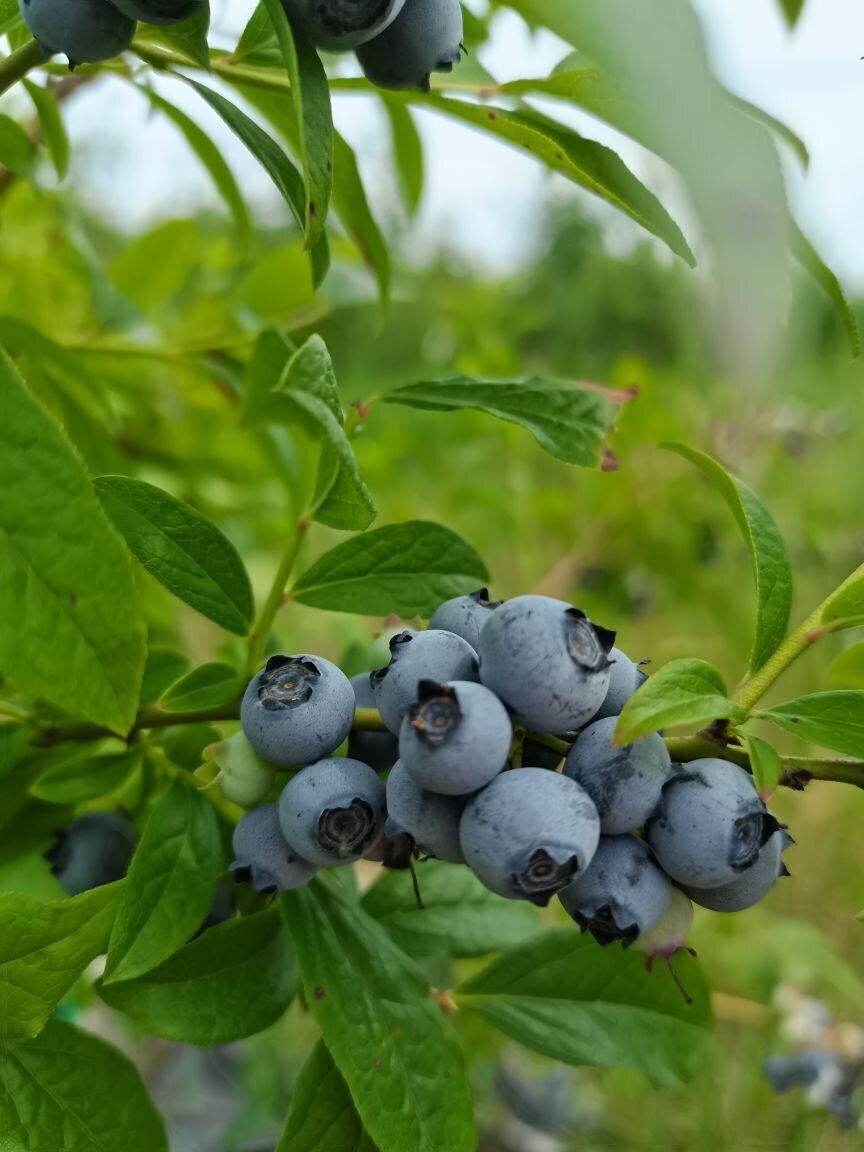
(241, 654), (354, 768)
(385, 760), (468, 863)
(563, 717), (673, 834)
(681, 827), (792, 912)
(206, 731), (275, 808)
(278, 757), (386, 867)
(355, 0), (463, 91)
(632, 887), (694, 965)
(459, 768), (600, 905)
(109, 0), (202, 23)
(428, 588), (502, 650)
(478, 596), (614, 733)
(281, 0), (407, 50)
(590, 646), (648, 721)
(348, 673), (399, 773)
(645, 759), (780, 889)
(371, 629), (479, 735)
(45, 812), (135, 896)
(559, 835), (672, 948)
(230, 804), (316, 893)
(19, 0), (135, 65)
(764, 1050), (845, 1094)
(399, 679), (511, 796)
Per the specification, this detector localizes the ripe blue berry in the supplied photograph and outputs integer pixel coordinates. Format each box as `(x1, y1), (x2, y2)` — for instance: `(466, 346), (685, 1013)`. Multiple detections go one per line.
(563, 717), (673, 833)
(681, 827), (792, 912)
(110, 0), (202, 22)
(241, 654), (354, 768)
(478, 596), (614, 733)
(278, 757), (386, 867)
(385, 760), (468, 862)
(590, 646), (648, 721)
(355, 0), (463, 91)
(645, 759), (780, 889)
(45, 811), (135, 896)
(348, 673), (399, 772)
(20, 0), (135, 65)
(372, 629), (479, 735)
(281, 0), (407, 50)
(459, 768), (600, 905)
(428, 588), (501, 650)
(558, 835), (672, 947)
(230, 804), (317, 894)
(399, 679), (511, 796)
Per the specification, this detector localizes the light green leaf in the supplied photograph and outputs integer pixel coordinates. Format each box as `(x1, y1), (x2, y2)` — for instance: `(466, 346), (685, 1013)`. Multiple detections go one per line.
(819, 565), (864, 629)
(663, 444), (792, 671)
(276, 1041), (378, 1152)
(94, 475), (255, 636)
(382, 98), (424, 217)
(0, 883), (121, 1040)
(235, 2), (275, 61)
(793, 225), (860, 356)
(0, 113), (35, 178)
(362, 860), (541, 958)
(135, 3), (211, 69)
(0, 0), (23, 36)
(104, 777), (223, 984)
(828, 642), (864, 688)
(0, 353), (145, 734)
(31, 746), (141, 805)
(615, 658), (744, 745)
(384, 375), (619, 468)
(109, 219), (200, 313)
(742, 733), (782, 797)
(159, 661), (242, 713)
(100, 909), (297, 1045)
(457, 928), (712, 1085)
(0, 1019), (167, 1151)
(293, 521), (488, 616)
(23, 80), (69, 179)
(759, 691), (864, 758)
(140, 647), (191, 708)
(282, 879), (477, 1152)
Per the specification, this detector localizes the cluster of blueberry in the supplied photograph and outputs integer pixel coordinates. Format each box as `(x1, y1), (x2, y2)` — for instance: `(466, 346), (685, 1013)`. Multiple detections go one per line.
(232, 591), (793, 966)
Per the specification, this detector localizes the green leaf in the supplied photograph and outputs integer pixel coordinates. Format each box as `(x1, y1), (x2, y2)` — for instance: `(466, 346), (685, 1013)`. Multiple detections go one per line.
(793, 224), (860, 356)
(362, 860), (541, 958)
(282, 879), (477, 1152)
(186, 79), (330, 288)
(0, 113), (35, 178)
(139, 86), (251, 238)
(277, 1041), (378, 1152)
(384, 375), (619, 468)
(779, 0), (805, 28)
(615, 658), (744, 745)
(109, 219), (200, 313)
(159, 661), (242, 713)
(140, 647), (191, 708)
(104, 777), (223, 984)
(235, 2), (274, 60)
(100, 908), (296, 1045)
(759, 691), (864, 758)
(0, 1018), (167, 1150)
(264, 0), (333, 248)
(135, 3), (211, 69)
(31, 746), (141, 805)
(23, 80), (69, 179)
(829, 642), (864, 688)
(0, 884), (121, 1040)
(382, 99), (424, 217)
(0, 353), (145, 734)
(293, 521), (488, 617)
(331, 130), (391, 304)
(663, 444), (792, 671)
(742, 734), (782, 797)
(0, 0), (23, 36)
(819, 566), (864, 628)
(94, 475), (254, 636)
(457, 928), (712, 1084)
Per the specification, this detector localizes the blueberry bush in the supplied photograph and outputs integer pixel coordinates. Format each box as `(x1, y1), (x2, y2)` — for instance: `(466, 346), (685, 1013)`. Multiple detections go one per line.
(1, 0), (863, 1148)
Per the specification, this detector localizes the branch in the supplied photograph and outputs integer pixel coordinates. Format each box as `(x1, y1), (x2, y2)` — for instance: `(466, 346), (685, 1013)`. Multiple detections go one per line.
(664, 735), (864, 790)
(0, 39), (48, 97)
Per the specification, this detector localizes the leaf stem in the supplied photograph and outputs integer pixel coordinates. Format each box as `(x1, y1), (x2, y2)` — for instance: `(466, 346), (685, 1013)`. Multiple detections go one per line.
(0, 39), (48, 97)
(246, 517), (310, 676)
(664, 735), (864, 790)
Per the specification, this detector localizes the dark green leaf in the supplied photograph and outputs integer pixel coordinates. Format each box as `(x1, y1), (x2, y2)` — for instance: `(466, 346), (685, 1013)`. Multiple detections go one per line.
(457, 928), (712, 1084)
(100, 909), (296, 1045)
(104, 777), (223, 984)
(159, 661), (242, 713)
(94, 475), (255, 635)
(779, 0), (805, 28)
(23, 80), (69, 179)
(135, 3), (211, 69)
(382, 98), (424, 217)
(0, 113), (35, 178)
(31, 746), (141, 805)
(282, 878), (477, 1152)
(742, 734), (782, 797)
(760, 691), (864, 758)
(140, 647), (191, 708)
(235, 2), (274, 60)
(277, 1041), (378, 1152)
(293, 521), (488, 616)
(615, 658), (744, 745)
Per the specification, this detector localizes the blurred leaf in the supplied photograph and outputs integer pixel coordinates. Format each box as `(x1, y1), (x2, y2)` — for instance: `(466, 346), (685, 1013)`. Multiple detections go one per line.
(0, 722), (29, 780)
(104, 776), (223, 984)
(384, 375), (619, 468)
(140, 87), (251, 237)
(742, 734), (782, 797)
(293, 521), (488, 616)
(94, 475), (255, 636)
(282, 878), (477, 1152)
(457, 928), (712, 1084)
(0, 883), (121, 1040)
(793, 225), (860, 356)
(135, 4), (211, 69)
(276, 1041), (378, 1152)
(109, 220), (200, 313)
(0, 113), (35, 178)
(828, 642), (864, 688)
(100, 909), (297, 1045)
(663, 444), (792, 671)
(31, 747), (141, 805)
(23, 80), (69, 179)
(779, 0), (805, 28)
(362, 860), (541, 958)
(615, 658), (744, 744)
(264, 0), (333, 247)
(0, 354), (145, 734)
(159, 662), (242, 713)
(760, 691), (864, 757)
(382, 99), (424, 217)
(139, 648), (191, 708)
(0, 1019), (167, 1150)
(728, 94), (809, 170)
(0, 1), (23, 35)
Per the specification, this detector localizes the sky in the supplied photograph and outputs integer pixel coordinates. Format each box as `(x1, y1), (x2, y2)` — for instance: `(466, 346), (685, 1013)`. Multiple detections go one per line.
(37, 0), (864, 289)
